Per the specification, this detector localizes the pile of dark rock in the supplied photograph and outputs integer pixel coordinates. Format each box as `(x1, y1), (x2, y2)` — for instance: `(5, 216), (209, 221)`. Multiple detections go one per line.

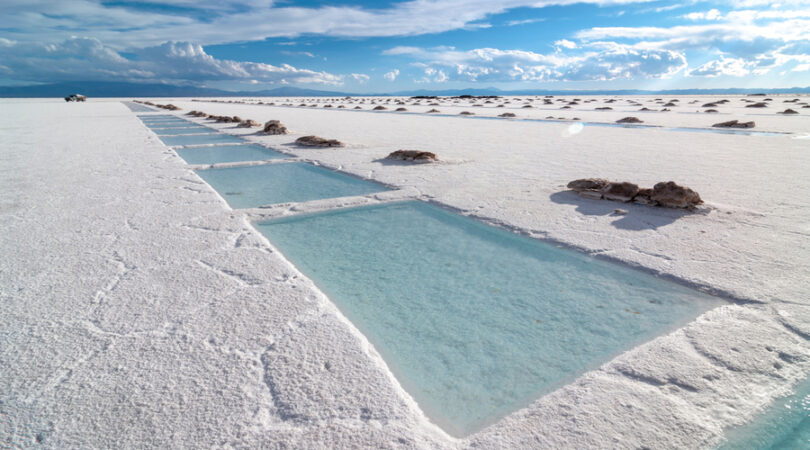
(64, 94), (86, 102)
(616, 117), (643, 124)
(386, 150), (437, 162)
(262, 120), (288, 135)
(713, 120), (755, 128)
(237, 119), (261, 128)
(295, 135), (343, 147)
(567, 178), (703, 209)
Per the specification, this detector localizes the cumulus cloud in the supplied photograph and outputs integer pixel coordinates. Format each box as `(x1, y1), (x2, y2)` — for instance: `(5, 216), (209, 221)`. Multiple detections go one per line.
(350, 73), (370, 83)
(683, 9), (722, 21)
(0, 0), (656, 47)
(384, 69), (400, 81)
(0, 37), (343, 85)
(384, 43), (686, 83)
(554, 39), (578, 49)
(687, 57), (750, 77)
(506, 18), (545, 26)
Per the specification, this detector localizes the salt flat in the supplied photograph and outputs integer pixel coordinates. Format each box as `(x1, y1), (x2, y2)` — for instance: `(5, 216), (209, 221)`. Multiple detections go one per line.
(1, 97), (808, 448)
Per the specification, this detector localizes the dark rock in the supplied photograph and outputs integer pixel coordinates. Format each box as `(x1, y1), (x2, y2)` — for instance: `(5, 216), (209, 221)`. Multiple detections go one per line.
(633, 188), (655, 205)
(602, 182), (639, 202)
(295, 135), (344, 147)
(779, 109), (799, 114)
(650, 181), (702, 208)
(237, 119), (261, 128)
(713, 120), (755, 128)
(498, 113), (516, 118)
(386, 150), (437, 162)
(745, 102), (768, 108)
(567, 178), (610, 192)
(616, 117), (643, 124)
(262, 120), (288, 135)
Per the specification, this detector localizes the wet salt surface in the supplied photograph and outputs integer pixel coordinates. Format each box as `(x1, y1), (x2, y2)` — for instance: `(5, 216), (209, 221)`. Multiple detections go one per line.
(256, 201), (725, 436)
(195, 162), (388, 208)
(175, 144), (288, 165)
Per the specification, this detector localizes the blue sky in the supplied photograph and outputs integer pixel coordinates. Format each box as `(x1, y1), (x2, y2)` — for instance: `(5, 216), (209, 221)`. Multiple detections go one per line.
(1, 0), (809, 92)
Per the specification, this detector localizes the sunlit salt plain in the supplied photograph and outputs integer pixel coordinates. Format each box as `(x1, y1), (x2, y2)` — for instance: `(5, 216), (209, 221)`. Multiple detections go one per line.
(1, 96), (809, 448)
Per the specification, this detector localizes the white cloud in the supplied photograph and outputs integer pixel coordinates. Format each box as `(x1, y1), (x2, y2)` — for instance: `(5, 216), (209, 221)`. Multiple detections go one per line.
(0, 0), (659, 48)
(683, 9), (722, 20)
(384, 43), (686, 82)
(506, 18), (545, 26)
(383, 69), (400, 81)
(555, 39), (578, 49)
(687, 57), (750, 77)
(0, 37), (343, 85)
(350, 73), (370, 83)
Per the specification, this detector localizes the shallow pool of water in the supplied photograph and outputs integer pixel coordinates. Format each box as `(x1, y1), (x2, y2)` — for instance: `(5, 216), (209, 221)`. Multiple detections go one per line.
(719, 375), (810, 449)
(255, 201), (724, 436)
(159, 133), (246, 147)
(196, 162), (387, 208)
(123, 102), (155, 112)
(152, 127), (216, 136)
(176, 144), (287, 164)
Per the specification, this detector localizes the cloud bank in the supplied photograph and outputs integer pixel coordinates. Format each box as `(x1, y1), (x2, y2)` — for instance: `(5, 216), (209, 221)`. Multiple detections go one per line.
(0, 38), (342, 85)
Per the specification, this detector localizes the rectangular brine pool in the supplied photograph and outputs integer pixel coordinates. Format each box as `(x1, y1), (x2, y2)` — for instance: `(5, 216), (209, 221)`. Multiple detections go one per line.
(176, 144), (287, 165)
(152, 127), (216, 136)
(255, 201), (725, 436)
(159, 133), (246, 147)
(196, 162), (388, 208)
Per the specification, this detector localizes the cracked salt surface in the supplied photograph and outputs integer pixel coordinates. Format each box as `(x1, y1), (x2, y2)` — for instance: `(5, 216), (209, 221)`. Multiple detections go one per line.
(1, 98), (808, 448)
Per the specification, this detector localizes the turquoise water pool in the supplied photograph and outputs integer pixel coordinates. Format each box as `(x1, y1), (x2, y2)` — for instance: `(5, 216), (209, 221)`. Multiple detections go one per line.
(255, 201), (724, 436)
(153, 128), (216, 136)
(175, 144), (287, 164)
(196, 162), (387, 208)
(159, 133), (246, 147)
(123, 102), (155, 112)
(719, 375), (810, 449)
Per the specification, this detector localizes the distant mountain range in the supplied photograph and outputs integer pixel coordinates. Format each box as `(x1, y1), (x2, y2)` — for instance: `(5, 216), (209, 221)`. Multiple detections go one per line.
(1, 81), (809, 98)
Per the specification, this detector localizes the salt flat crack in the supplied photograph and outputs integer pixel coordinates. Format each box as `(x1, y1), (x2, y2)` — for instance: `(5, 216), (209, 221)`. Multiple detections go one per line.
(196, 259), (263, 286)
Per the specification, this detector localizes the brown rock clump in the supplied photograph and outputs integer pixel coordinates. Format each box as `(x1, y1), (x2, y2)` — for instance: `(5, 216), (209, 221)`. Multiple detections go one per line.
(713, 120), (755, 128)
(650, 181), (703, 208)
(616, 117), (643, 124)
(295, 135), (344, 147)
(237, 119), (261, 128)
(567, 178), (610, 199)
(386, 150), (437, 162)
(602, 182), (639, 202)
(262, 120), (288, 135)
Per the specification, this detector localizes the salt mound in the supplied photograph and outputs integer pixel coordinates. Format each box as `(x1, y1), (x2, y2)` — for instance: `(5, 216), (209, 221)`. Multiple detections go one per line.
(386, 150), (437, 162)
(713, 120), (755, 129)
(237, 120), (261, 128)
(651, 181), (703, 208)
(295, 135), (344, 147)
(262, 120), (288, 135)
